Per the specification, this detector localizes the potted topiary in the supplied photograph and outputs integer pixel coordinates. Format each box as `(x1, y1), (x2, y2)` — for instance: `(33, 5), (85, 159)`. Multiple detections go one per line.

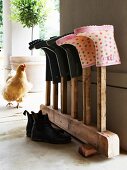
(10, 0), (48, 54)
(10, 0), (49, 92)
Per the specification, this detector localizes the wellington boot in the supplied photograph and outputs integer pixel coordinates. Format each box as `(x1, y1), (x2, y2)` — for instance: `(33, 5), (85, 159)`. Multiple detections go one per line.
(31, 113), (71, 144)
(23, 110), (71, 141)
(23, 110), (33, 137)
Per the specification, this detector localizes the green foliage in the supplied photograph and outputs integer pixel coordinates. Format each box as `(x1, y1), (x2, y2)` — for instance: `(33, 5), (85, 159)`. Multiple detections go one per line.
(10, 0), (48, 28)
(0, 0), (3, 25)
(53, 0), (59, 11)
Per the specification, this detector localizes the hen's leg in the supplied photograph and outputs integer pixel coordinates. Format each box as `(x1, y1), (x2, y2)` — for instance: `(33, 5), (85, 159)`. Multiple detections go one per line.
(14, 102), (23, 109)
(16, 103), (19, 109)
(16, 98), (23, 109)
(6, 102), (13, 107)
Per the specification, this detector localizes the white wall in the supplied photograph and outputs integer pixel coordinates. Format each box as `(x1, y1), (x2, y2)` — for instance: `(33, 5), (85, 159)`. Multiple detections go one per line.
(12, 22), (31, 56)
(12, 23), (40, 56)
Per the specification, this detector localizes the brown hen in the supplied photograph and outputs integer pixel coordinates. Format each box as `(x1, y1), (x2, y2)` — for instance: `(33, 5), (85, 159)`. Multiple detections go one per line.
(2, 64), (32, 108)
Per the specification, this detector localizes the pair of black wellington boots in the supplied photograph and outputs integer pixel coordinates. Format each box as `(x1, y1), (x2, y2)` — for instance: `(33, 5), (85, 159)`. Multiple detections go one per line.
(23, 110), (71, 144)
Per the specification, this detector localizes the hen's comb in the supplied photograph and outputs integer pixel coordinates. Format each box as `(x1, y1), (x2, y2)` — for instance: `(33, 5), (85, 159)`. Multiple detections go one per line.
(21, 64), (26, 67)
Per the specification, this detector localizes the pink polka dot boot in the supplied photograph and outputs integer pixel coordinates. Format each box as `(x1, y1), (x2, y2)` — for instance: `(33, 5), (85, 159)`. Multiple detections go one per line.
(74, 25), (121, 67)
(56, 34), (96, 69)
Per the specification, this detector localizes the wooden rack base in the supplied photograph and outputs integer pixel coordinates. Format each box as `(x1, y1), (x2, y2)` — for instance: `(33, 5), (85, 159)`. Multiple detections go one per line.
(40, 104), (119, 158)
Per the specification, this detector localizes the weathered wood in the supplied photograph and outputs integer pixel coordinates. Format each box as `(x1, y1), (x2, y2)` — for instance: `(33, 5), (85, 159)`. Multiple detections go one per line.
(45, 81), (51, 106)
(82, 68), (91, 125)
(61, 77), (67, 113)
(78, 144), (97, 157)
(71, 78), (78, 119)
(53, 83), (58, 109)
(40, 104), (119, 158)
(97, 67), (106, 132)
(98, 131), (119, 158)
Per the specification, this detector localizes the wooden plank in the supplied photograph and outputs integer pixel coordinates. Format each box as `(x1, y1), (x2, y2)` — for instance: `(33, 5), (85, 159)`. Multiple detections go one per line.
(97, 67), (106, 132)
(71, 78), (78, 119)
(82, 68), (91, 125)
(61, 77), (67, 113)
(53, 83), (58, 109)
(40, 104), (119, 158)
(45, 81), (51, 106)
(98, 131), (119, 158)
(78, 144), (97, 157)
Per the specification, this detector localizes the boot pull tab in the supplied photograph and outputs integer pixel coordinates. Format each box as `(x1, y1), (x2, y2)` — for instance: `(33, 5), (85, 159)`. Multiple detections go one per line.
(31, 111), (38, 121)
(23, 110), (30, 116)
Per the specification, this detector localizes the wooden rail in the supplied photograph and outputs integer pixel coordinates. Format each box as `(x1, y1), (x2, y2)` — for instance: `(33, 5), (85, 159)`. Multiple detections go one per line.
(61, 77), (67, 113)
(71, 77), (78, 119)
(45, 81), (51, 106)
(97, 67), (106, 132)
(41, 67), (119, 158)
(82, 67), (91, 125)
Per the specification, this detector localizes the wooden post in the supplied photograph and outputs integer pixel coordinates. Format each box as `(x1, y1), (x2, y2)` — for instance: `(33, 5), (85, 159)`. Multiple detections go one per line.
(61, 77), (67, 113)
(53, 83), (58, 109)
(97, 67), (106, 132)
(82, 67), (91, 125)
(45, 81), (51, 106)
(71, 78), (78, 119)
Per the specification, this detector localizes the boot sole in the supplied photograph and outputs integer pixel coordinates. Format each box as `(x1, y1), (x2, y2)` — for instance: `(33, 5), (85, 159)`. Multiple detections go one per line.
(31, 137), (71, 144)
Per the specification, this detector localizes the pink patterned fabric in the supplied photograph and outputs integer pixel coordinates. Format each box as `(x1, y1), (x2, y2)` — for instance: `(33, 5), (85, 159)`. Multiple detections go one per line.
(56, 34), (96, 68)
(56, 25), (121, 68)
(74, 25), (121, 67)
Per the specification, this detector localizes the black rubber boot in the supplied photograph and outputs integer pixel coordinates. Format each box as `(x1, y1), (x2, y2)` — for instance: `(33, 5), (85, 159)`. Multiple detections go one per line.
(46, 37), (71, 80)
(23, 110), (71, 141)
(28, 39), (61, 84)
(29, 39), (42, 50)
(42, 47), (61, 83)
(33, 39), (61, 83)
(61, 44), (82, 78)
(31, 112), (71, 144)
(46, 56), (52, 81)
(23, 110), (34, 137)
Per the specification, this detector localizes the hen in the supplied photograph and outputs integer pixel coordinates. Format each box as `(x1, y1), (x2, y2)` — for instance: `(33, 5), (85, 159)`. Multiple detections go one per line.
(2, 64), (32, 108)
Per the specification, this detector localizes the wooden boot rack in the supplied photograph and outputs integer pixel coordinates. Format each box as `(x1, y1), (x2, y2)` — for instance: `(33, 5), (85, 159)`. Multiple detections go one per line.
(40, 66), (119, 158)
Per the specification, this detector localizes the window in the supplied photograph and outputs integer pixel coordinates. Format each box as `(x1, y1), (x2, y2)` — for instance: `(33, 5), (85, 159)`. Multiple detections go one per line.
(35, 0), (59, 56)
(39, 0), (60, 39)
